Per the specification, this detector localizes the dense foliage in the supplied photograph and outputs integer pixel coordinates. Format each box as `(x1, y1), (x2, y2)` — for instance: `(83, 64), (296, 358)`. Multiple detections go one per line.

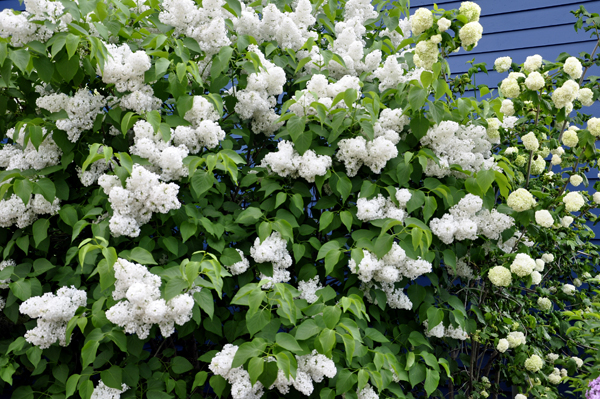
(1, 0), (600, 398)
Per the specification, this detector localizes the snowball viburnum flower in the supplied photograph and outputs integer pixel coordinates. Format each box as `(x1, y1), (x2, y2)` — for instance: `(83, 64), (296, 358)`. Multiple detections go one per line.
(510, 253), (536, 277)
(411, 8), (433, 35)
(507, 188), (536, 212)
(570, 175), (583, 187)
(563, 191), (585, 212)
(524, 355), (543, 372)
(534, 210), (553, 227)
(564, 57), (583, 79)
(562, 129), (579, 147)
(588, 117), (600, 136)
(521, 132), (539, 151)
(495, 57), (512, 73)
(537, 297), (552, 311)
(496, 338), (509, 353)
(488, 266), (512, 287)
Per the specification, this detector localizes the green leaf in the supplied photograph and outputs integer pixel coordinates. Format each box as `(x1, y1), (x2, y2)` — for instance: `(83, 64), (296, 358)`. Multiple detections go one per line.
(210, 46), (234, 79)
(336, 368), (357, 395)
(422, 196), (437, 223)
(194, 289), (214, 319)
(409, 363), (426, 388)
(231, 341), (266, 368)
(12, 386), (33, 399)
(81, 340), (100, 368)
(9, 49), (30, 73)
(190, 169), (214, 198)
(236, 207), (263, 225)
(181, 221), (197, 243)
(129, 247), (157, 265)
(340, 210), (352, 232)
(365, 328), (389, 343)
(276, 332), (303, 352)
(66, 34), (80, 59)
(9, 279), (32, 301)
(409, 112), (429, 141)
(101, 365), (122, 390)
(476, 169), (495, 195)
(34, 178), (56, 202)
(14, 179), (33, 205)
(248, 357), (264, 385)
(424, 368), (440, 396)
(65, 374), (80, 399)
(295, 319), (321, 340)
(426, 307), (444, 331)
(374, 234), (394, 259)
(57, 53), (79, 82)
(192, 371), (208, 391)
(408, 85), (428, 111)
(171, 356), (194, 374)
(32, 218), (49, 247)
(164, 277), (189, 302)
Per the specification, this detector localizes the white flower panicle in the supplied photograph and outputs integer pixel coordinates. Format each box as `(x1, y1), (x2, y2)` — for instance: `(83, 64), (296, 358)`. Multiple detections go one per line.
(159, 0), (230, 55)
(298, 276), (323, 304)
(562, 284), (576, 295)
(0, 259), (16, 289)
(0, 194), (60, 229)
(538, 297), (552, 311)
(261, 140), (332, 183)
(209, 344), (265, 399)
(119, 85), (162, 114)
(356, 193), (407, 223)
(420, 121), (497, 178)
(172, 96), (226, 152)
(337, 136), (398, 176)
(357, 384), (380, 399)
(0, 0), (70, 47)
(423, 321), (468, 340)
(0, 126), (62, 171)
(100, 43), (151, 92)
(91, 382), (129, 399)
(37, 88), (106, 142)
(99, 164), (181, 237)
(373, 54), (425, 92)
(130, 120), (189, 182)
(251, 231), (293, 288)
(19, 286), (87, 349)
(271, 349), (337, 396)
(233, 45), (286, 135)
(430, 194), (514, 244)
(227, 249), (250, 275)
(106, 258), (194, 339)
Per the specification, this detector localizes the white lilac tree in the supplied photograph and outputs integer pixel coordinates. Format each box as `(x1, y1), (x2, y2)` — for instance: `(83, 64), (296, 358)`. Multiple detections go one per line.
(0, 0), (599, 399)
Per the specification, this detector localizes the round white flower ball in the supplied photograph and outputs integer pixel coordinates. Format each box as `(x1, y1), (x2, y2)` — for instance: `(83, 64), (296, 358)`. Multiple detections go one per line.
(578, 87), (594, 106)
(534, 259), (545, 272)
(548, 370), (562, 385)
(411, 8), (433, 35)
(495, 57), (512, 73)
(537, 297), (552, 311)
(564, 57), (583, 79)
(437, 17), (451, 32)
(593, 192), (600, 204)
(430, 34), (442, 44)
(534, 210), (553, 228)
(562, 284), (576, 295)
(488, 266), (512, 287)
(507, 331), (526, 348)
(563, 191), (585, 212)
(515, 395), (527, 399)
(480, 391), (489, 399)
(541, 253), (554, 263)
(523, 54), (543, 72)
(551, 154), (562, 165)
(569, 175), (583, 187)
(510, 253), (536, 277)
(524, 355), (544, 372)
(587, 117), (600, 136)
(507, 188), (536, 212)
(459, 1), (481, 22)
(521, 132), (539, 151)
(500, 99), (515, 116)
(496, 338), (509, 353)
(500, 77), (520, 98)
(572, 356), (584, 368)
(459, 21), (483, 48)
(573, 278), (582, 287)
(531, 271), (542, 285)
(525, 72), (545, 91)
(562, 129), (579, 147)
(561, 215), (574, 228)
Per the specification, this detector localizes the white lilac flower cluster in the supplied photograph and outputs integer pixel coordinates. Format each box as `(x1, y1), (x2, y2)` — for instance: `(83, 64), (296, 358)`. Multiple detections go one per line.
(130, 120), (189, 181)
(373, 52), (425, 91)
(226, 249), (250, 276)
(0, 194), (60, 229)
(289, 74), (360, 116)
(261, 140), (332, 183)
(77, 146), (110, 187)
(337, 135), (398, 177)
(0, 126), (62, 171)
(297, 276), (323, 304)
(356, 189), (411, 222)
(446, 258), (476, 280)
(250, 231), (293, 289)
(423, 320), (469, 340)
(98, 164), (181, 237)
(99, 43), (151, 92)
(173, 96), (226, 153)
(430, 194), (514, 244)
(90, 382), (129, 399)
(105, 258), (194, 339)
(233, 45), (286, 135)
(119, 85), (162, 114)
(271, 349), (337, 396)
(0, 0), (71, 46)
(420, 121), (497, 177)
(352, 243), (432, 310)
(19, 286), (87, 349)
(209, 344), (264, 399)
(357, 384), (380, 399)
(36, 88), (106, 142)
(234, 0), (316, 52)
